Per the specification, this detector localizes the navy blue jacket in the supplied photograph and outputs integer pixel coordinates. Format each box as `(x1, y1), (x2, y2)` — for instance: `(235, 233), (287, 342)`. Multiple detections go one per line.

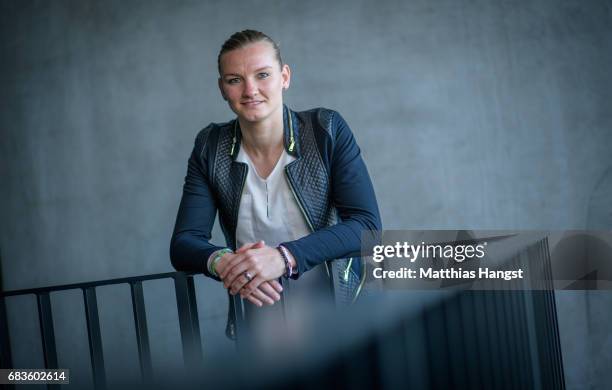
(170, 106), (381, 332)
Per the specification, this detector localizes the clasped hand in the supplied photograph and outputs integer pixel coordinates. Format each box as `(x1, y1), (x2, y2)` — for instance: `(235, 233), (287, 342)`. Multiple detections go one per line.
(215, 241), (286, 307)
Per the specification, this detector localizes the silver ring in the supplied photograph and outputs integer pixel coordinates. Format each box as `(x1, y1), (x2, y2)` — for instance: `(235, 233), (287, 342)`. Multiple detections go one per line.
(244, 272), (253, 281)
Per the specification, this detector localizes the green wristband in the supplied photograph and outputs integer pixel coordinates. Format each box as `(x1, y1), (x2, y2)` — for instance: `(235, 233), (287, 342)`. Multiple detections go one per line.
(210, 248), (233, 277)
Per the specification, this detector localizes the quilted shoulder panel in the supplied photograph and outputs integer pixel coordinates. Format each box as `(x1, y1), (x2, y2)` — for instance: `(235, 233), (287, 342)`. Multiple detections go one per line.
(210, 121), (246, 248)
(287, 111), (335, 231)
(195, 124), (214, 161)
(316, 107), (334, 138)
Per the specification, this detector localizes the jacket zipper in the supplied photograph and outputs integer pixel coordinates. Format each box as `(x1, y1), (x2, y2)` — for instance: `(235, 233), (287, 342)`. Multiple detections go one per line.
(285, 168), (314, 231)
(233, 162), (249, 248)
(343, 258), (353, 282)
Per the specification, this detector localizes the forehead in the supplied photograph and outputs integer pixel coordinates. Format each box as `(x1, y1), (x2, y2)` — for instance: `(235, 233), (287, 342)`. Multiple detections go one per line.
(220, 41), (277, 75)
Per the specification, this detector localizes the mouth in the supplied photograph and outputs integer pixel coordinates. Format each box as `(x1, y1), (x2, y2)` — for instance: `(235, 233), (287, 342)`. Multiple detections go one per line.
(241, 100), (263, 107)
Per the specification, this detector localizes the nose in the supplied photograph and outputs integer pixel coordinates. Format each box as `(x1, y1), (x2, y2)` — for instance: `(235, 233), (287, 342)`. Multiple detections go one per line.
(242, 78), (258, 98)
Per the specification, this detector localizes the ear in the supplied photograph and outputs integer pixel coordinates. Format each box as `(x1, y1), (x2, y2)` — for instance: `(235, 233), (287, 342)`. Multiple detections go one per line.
(218, 78), (227, 101)
(281, 64), (291, 90)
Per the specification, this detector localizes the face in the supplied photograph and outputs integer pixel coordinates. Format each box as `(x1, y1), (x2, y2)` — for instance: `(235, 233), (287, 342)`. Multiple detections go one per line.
(218, 41), (290, 125)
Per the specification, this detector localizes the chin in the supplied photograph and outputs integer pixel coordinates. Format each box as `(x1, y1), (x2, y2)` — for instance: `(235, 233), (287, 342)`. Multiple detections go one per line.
(238, 112), (262, 123)
(240, 109), (271, 123)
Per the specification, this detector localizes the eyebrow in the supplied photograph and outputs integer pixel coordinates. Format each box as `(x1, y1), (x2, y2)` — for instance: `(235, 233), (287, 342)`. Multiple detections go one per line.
(223, 66), (273, 77)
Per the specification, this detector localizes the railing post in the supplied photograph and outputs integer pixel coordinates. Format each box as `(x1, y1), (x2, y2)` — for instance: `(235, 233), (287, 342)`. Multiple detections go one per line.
(83, 287), (106, 390)
(37, 292), (60, 390)
(173, 273), (203, 372)
(0, 252), (13, 372)
(130, 281), (152, 384)
(0, 299), (12, 370)
(543, 240), (565, 389)
(231, 294), (246, 348)
(36, 293), (58, 368)
(522, 252), (544, 390)
(0, 296), (13, 386)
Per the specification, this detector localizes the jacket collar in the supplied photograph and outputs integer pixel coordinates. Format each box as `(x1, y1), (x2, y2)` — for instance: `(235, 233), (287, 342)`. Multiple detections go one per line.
(229, 105), (300, 161)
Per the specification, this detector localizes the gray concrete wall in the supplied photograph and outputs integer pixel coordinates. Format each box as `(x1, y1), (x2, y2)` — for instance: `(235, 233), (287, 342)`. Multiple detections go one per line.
(1, 0), (611, 388)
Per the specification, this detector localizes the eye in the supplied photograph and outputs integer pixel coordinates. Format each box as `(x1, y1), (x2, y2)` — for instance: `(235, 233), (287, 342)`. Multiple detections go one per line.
(226, 78), (240, 84)
(257, 72), (270, 79)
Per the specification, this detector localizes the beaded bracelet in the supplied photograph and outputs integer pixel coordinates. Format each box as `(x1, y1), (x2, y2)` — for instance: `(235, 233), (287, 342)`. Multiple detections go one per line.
(276, 245), (293, 279)
(210, 248), (233, 277)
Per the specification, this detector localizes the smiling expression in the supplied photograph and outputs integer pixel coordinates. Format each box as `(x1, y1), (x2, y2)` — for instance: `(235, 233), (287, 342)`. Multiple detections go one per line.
(218, 41), (291, 125)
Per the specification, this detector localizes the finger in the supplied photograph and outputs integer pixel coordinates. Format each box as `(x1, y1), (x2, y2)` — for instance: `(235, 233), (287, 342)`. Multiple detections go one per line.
(249, 288), (275, 306)
(218, 253), (248, 280)
(242, 282), (277, 302)
(230, 273), (253, 295)
(223, 261), (252, 289)
(236, 242), (256, 253)
(240, 275), (265, 298)
(245, 295), (263, 307)
(258, 282), (282, 301)
(269, 280), (283, 293)
(235, 240), (266, 254)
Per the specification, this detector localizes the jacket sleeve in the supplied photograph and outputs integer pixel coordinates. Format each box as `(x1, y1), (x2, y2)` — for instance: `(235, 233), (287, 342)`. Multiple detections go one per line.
(281, 111), (382, 276)
(170, 126), (225, 279)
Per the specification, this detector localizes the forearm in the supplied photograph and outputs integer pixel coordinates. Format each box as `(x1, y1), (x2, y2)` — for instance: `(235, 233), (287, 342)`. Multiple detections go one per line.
(281, 217), (379, 276)
(170, 233), (225, 278)
(170, 125), (224, 278)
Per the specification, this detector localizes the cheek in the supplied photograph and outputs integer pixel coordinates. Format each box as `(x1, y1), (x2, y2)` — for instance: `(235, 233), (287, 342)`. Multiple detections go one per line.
(262, 79), (283, 95)
(223, 86), (242, 100)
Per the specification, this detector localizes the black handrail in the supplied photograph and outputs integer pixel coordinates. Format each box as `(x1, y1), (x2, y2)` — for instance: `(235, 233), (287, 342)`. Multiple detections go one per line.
(0, 271), (202, 390)
(0, 237), (567, 389)
(197, 237), (566, 390)
(0, 271), (181, 297)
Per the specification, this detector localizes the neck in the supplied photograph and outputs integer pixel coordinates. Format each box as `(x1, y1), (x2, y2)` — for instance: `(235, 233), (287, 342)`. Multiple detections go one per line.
(239, 105), (284, 158)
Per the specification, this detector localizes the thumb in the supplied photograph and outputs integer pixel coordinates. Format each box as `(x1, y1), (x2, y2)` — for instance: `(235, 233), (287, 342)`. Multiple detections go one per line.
(252, 240), (266, 249)
(235, 240), (265, 253)
(236, 242), (255, 253)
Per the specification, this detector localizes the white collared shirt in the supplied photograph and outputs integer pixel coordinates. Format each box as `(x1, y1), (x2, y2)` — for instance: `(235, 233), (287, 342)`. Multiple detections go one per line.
(208, 146), (332, 341)
(208, 146), (330, 300)
(234, 147), (310, 249)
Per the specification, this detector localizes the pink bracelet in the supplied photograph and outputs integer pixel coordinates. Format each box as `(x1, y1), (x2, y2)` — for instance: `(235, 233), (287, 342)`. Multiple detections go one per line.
(276, 245), (293, 279)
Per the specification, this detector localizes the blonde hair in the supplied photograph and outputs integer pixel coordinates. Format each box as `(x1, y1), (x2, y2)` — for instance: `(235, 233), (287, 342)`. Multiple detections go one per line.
(217, 30), (282, 74)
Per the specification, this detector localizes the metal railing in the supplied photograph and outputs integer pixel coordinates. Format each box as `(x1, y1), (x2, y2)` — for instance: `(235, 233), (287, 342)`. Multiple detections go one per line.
(0, 237), (566, 389)
(0, 271), (202, 390)
(202, 237), (567, 390)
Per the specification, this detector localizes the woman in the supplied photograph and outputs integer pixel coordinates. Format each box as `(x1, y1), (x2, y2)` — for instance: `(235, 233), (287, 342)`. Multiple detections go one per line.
(170, 30), (381, 340)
